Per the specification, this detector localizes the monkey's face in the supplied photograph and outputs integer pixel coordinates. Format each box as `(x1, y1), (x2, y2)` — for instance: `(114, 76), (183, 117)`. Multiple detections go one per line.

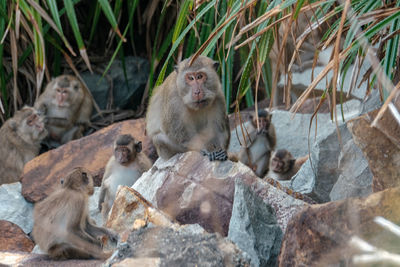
(271, 156), (285, 173)
(51, 75), (83, 108)
(115, 146), (133, 165)
(177, 57), (220, 111)
(254, 116), (271, 135)
(12, 107), (48, 144)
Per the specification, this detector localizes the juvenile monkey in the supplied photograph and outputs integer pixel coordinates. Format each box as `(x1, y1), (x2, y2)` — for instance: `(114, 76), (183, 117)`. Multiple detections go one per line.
(98, 134), (152, 221)
(236, 110), (276, 178)
(33, 167), (117, 260)
(35, 74), (93, 145)
(146, 56), (230, 161)
(0, 106), (48, 185)
(266, 149), (309, 180)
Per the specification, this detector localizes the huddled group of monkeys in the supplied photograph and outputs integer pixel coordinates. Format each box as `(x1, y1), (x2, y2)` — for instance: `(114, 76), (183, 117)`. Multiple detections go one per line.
(0, 56), (307, 260)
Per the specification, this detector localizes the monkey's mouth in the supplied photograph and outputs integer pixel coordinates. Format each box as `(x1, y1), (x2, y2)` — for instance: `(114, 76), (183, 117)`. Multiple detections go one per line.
(194, 99), (208, 107)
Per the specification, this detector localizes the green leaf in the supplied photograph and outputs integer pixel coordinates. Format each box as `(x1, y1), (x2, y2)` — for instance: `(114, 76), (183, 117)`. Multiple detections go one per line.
(172, 0), (192, 44)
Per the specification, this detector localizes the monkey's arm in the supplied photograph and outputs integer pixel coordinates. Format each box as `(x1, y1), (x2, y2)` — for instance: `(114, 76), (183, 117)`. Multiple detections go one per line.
(85, 218), (118, 243)
(152, 132), (186, 160)
(47, 117), (73, 128)
(98, 160), (113, 211)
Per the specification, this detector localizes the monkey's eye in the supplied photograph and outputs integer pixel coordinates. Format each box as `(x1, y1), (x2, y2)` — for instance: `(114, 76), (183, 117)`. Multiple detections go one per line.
(186, 74), (194, 81)
(60, 179), (64, 185)
(196, 73), (203, 80)
(56, 88), (62, 93)
(73, 85), (79, 91)
(82, 172), (89, 184)
(26, 114), (36, 126)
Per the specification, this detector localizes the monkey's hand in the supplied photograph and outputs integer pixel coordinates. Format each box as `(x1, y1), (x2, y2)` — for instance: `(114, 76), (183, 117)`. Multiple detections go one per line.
(201, 149), (228, 161)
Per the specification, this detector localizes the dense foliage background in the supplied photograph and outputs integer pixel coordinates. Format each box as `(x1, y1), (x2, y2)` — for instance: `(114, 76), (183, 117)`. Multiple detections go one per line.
(1, 0), (399, 124)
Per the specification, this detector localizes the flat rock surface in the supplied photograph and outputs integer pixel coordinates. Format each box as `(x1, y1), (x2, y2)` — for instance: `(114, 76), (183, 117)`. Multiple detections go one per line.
(21, 119), (155, 203)
(0, 221), (34, 252)
(278, 186), (400, 266)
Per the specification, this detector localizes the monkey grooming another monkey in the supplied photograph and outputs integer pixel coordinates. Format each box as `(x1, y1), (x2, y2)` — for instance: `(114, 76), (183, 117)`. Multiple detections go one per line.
(0, 106), (47, 185)
(33, 167), (117, 260)
(237, 110), (276, 177)
(266, 149), (309, 181)
(98, 134), (152, 221)
(146, 56), (230, 161)
(35, 74), (93, 145)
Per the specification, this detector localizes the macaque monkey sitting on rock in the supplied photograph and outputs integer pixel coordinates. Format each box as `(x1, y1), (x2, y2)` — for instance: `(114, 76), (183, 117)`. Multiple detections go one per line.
(146, 55), (230, 161)
(0, 106), (47, 185)
(35, 74), (93, 146)
(235, 110), (277, 178)
(98, 134), (152, 221)
(266, 149), (309, 180)
(33, 167), (118, 260)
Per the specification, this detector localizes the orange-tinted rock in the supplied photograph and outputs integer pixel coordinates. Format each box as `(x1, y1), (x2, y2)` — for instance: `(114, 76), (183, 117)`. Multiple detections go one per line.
(348, 112), (400, 192)
(369, 91), (400, 149)
(0, 251), (103, 266)
(278, 186), (400, 266)
(21, 119), (156, 203)
(0, 221), (34, 252)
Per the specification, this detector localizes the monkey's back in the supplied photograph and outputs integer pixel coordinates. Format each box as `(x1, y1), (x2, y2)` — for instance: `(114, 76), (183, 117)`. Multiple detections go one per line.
(33, 189), (86, 251)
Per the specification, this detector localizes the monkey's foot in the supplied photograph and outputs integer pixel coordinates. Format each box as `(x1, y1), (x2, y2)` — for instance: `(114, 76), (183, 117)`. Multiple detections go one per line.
(201, 149), (228, 161)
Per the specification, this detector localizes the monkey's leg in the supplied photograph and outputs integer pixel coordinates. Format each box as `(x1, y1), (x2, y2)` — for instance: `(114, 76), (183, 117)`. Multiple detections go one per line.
(152, 132), (186, 159)
(66, 232), (112, 260)
(48, 243), (93, 260)
(61, 125), (83, 144)
(47, 117), (72, 128)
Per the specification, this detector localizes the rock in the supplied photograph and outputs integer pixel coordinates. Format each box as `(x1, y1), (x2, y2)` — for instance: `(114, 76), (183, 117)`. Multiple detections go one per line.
(82, 57), (149, 110)
(228, 179), (283, 267)
(278, 186), (400, 266)
(348, 112), (400, 192)
(0, 221), (34, 252)
(0, 251), (102, 266)
(0, 183), (33, 233)
(21, 119), (155, 203)
(89, 187), (103, 226)
(106, 185), (183, 240)
(229, 103), (359, 158)
(290, 124), (352, 202)
(113, 257), (161, 267)
(329, 138), (373, 201)
(368, 91), (400, 149)
(134, 151), (308, 234)
(106, 226), (250, 266)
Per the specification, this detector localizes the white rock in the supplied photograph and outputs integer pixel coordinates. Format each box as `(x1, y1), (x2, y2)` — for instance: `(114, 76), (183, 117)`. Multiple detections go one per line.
(0, 183), (33, 234)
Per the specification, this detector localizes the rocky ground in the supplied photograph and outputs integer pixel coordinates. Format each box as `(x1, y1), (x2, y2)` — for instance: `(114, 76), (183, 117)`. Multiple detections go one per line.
(0, 57), (399, 266)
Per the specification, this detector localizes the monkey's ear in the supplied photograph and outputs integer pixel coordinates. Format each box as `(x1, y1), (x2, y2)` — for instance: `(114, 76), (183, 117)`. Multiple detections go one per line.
(213, 61), (220, 71)
(135, 141), (142, 153)
(82, 172), (89, 184)
(8, 119), (18, 131)
(174, 65), (179, 73)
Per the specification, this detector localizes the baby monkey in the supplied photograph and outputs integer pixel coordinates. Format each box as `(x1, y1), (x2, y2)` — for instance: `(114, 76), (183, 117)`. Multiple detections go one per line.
(236, 110), (276, 178)
(33, 167), (117, 260)
(267, 149), (309, 180)
(98, 134), (152, 222)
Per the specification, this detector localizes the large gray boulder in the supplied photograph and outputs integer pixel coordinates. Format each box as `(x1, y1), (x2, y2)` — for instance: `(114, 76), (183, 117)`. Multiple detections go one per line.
(0, 183), (33, 234)
(133, 151), (307, 233)
(290, 124), (352, 202)
(329, 138), (373, 201)
(228, 179), (282, 267)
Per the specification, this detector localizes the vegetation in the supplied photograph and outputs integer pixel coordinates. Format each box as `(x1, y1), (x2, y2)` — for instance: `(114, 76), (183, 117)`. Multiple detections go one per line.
(1, 0), (399, 124)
